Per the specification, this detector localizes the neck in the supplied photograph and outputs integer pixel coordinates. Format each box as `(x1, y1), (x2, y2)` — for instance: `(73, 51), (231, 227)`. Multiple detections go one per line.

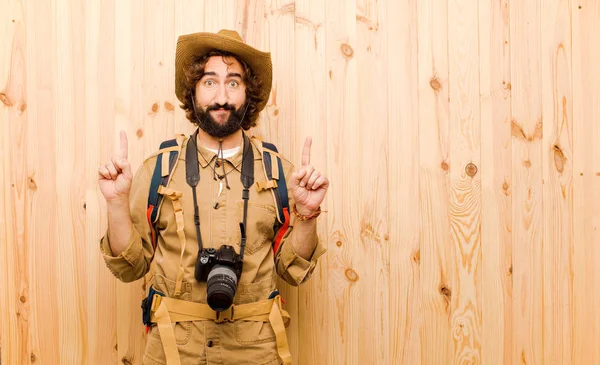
(196, 129), (243, 150)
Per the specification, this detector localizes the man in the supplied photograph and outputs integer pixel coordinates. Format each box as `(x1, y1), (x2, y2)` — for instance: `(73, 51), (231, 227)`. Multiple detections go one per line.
(98, 30), (328, 365)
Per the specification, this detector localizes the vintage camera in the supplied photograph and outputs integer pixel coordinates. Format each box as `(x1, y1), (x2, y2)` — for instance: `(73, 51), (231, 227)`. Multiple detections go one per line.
(195, 245), (243, 311)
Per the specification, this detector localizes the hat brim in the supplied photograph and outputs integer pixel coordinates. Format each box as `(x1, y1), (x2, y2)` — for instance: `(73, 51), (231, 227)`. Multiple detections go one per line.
(175, 32), (272, 113)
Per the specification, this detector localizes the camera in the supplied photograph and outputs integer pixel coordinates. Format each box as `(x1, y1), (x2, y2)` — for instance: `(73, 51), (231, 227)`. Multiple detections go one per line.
(195, 245), (243, 311)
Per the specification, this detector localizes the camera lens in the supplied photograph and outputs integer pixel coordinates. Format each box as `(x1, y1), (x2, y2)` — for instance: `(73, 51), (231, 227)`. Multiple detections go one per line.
(206, 264), (238, 311)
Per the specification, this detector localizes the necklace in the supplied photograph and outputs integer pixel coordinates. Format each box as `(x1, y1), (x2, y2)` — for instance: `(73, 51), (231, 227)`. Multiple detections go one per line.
(196, 144), (242, 197)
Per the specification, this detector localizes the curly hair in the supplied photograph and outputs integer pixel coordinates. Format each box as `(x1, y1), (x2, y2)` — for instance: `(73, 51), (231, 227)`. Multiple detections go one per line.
(179, 50), (263, 130)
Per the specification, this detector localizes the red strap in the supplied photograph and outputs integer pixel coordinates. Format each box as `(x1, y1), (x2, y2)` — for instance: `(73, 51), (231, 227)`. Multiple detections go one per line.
(147, 205), (157, 252)
(273, 207), (290, 255)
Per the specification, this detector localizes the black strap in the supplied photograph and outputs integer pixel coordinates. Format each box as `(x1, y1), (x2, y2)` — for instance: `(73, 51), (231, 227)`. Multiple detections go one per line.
(239, 133), (254, 259)
(185, 130), (254, 260)
(186, 130), (203, 252)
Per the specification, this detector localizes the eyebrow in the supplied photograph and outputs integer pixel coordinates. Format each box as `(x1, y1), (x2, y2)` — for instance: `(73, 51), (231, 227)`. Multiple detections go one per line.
(202, 71), (243, 78)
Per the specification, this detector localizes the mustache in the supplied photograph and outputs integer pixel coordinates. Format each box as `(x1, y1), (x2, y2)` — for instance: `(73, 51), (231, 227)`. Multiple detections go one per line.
(206, 103), (236, 112)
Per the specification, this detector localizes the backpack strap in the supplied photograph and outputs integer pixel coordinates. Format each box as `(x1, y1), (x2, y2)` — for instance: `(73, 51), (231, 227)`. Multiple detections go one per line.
(146, 135), (186, 256)
(261, 142), (291, 255)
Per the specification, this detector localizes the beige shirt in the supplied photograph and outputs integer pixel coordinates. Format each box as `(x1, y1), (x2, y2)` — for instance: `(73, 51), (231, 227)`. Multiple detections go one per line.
(100, 134), (326, 365)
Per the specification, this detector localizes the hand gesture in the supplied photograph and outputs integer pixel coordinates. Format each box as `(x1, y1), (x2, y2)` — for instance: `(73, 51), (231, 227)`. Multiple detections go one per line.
(98, 130), (133, 202)
(289, 137), (329, 215)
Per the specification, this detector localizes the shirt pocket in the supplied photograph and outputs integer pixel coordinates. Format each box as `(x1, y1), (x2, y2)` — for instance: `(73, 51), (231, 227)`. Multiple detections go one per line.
(235, 201), (277, 255)
(234, 320), (276, 345)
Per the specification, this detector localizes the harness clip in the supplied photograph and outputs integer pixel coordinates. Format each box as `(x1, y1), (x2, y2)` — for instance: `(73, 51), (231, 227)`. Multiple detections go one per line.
(215, 306), (235, 323)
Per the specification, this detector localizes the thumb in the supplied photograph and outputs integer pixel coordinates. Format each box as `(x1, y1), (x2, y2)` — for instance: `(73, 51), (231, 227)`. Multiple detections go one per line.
(115, 158), (133, 181)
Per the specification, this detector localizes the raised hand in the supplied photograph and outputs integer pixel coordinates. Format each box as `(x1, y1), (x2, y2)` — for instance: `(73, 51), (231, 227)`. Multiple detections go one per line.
(98, 130), (133, 202)
(289, 137), (329, 215)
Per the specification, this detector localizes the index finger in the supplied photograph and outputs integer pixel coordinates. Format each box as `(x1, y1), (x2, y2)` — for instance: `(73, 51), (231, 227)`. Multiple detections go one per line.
(119, 130), (128, 160)
(301, 137), (312, 166)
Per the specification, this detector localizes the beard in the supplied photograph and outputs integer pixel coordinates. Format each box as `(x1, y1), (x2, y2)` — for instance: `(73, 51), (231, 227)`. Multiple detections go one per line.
(194, 101), (248, 139)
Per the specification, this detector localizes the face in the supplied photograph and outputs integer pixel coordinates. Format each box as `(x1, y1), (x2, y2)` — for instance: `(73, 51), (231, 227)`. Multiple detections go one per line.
(194, 56), (248, 138)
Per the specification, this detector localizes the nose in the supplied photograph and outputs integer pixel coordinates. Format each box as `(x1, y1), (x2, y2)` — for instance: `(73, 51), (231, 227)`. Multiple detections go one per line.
(214, 84), (227, 105)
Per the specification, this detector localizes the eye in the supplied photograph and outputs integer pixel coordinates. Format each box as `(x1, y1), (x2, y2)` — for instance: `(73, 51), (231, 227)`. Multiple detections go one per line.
(204, 80), (215, 87)
(228, 80), (239, 88)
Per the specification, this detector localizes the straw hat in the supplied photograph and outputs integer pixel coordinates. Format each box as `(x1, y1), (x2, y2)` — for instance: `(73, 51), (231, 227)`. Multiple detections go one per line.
(175, 29), (272, 112)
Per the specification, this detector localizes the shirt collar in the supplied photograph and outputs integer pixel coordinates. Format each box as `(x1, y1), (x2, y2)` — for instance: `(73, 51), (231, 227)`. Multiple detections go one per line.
(187, 131), (261, 172)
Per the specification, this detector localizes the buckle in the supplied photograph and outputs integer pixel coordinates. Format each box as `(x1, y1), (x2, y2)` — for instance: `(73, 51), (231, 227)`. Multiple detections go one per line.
(150, 294), (163, 311)
(215, 306), (234, 323)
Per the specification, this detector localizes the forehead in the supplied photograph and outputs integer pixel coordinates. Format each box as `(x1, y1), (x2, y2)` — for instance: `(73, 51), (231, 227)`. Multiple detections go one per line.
(204, 55), (244, 76)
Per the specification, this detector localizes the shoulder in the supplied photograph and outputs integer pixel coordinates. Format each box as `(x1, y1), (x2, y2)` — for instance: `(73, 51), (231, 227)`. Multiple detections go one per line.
(138, 134), (189, 176)
(249, 136), (295, 173)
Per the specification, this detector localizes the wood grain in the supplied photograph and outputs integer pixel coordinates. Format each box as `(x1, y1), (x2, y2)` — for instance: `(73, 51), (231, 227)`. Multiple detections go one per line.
(0, 1), (27, 364)
(54, 0), (88, 362)
(447, 0), (483, 362)
(479, 0), (513, 363)
(325, 0), (360, 363)
(24, 0), (61, 363)
(572, 2), (600, 364)
(354, 0), (392, 363)
(510, 0), (544, 363)
(418, 0), (453, 363)
(541, 0), (574, 364)
(387, 0), (421, 363)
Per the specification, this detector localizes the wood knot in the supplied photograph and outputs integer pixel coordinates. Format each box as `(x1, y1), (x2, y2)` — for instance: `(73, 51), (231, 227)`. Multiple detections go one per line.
(336, 240), (342, 247)
(523, 159), (531, 168)
(502, 181), (510, 196)
(19, 102), (27, 113)
(164, 101), (174, 111)
(122, 356), (133, 365)
(340, 43), (354, 58)
(440, 285), (451, 298)
(31, 353), (36, 363)
(151, 103), (159, 113)
(553, 145), (566, 173)
(20, 295), (27, 303)
(413, 250), (420, 264)
(329, 69), (333, 79)
(465, 163), (478, 177)
(273, 108), (279, 116)
(83, 203), (86, 210)
(0, 92), (13, 106)
(28, 176), (37, 191)
(136, 128), (144, 139)
(508, 266), (513, 276)
(441, 160), (449, 171)
(345, 268), (359, 282)
(429, 77), (441, 91)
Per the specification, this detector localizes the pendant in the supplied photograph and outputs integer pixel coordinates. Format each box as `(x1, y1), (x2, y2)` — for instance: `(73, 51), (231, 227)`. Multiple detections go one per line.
(217, 180), (224, 198)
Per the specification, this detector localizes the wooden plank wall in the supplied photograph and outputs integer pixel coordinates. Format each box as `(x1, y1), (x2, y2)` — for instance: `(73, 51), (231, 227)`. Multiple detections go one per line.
(1, 0), (599, 364)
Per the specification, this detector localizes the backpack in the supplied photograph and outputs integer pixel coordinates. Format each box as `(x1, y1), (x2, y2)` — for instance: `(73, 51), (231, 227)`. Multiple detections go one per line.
(145, 134), (291, 260)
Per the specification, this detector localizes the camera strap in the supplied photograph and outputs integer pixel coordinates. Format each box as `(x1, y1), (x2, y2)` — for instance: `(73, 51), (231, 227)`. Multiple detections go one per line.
(186, 129), (203, 252)
(186, 129), (254, 260)
(239, 132), (254, 260)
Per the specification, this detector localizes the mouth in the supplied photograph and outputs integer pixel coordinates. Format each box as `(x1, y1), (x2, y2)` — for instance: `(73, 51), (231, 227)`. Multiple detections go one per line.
(210, 109), (231, 120)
